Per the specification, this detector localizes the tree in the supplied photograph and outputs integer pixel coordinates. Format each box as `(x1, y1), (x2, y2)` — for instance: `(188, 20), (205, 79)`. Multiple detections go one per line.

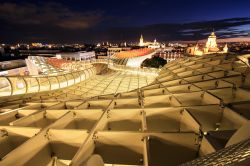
(141, 56), (167, 68)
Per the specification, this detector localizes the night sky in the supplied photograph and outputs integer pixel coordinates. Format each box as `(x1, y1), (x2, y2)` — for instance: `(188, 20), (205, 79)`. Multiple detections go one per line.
(0, 0), (250, 43)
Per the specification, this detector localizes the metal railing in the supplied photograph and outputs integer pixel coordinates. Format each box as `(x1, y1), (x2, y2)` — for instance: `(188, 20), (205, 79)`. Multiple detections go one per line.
(0, 57), (160, 97)
(0, 67), (96, 97)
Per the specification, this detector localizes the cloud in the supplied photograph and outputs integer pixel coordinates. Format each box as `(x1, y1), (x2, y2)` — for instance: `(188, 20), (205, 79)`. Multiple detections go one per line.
(98, 17), (250, 42)
(180, 29), (203, 33)
(0, 2), (104, 29)
(0, 3), (249, 44)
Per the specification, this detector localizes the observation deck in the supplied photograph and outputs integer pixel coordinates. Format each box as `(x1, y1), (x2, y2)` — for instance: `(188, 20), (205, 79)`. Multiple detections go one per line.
(0, 54), (249, 166)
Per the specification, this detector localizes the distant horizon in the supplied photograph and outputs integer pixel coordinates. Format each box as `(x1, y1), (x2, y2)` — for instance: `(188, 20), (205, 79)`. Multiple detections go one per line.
(173, 37), (250, 44)
(1, 36), (250, 45)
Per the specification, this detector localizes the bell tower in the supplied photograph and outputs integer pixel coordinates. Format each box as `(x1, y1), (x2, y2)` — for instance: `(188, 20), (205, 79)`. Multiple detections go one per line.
(204, 30), (219, 52)
(139, 34), (144, 46)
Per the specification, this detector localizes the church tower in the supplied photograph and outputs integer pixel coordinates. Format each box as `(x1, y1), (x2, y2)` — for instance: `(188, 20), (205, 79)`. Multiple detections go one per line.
(223, 44), (228, 53)
(139, 34), (144, 46)
(204, 31), (219, 52)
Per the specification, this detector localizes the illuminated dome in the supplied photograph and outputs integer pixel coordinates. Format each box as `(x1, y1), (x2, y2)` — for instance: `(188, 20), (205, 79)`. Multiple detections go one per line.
(211, 31), (216, 36)
(187, 31), (225, 56)
(205, 31), (219, 52)
(0, 53), (249, 165)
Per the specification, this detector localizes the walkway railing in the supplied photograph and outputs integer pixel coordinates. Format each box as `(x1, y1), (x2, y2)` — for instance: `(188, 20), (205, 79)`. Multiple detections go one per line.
(0, 57), (160, 97)
(0, 67), (96, 97)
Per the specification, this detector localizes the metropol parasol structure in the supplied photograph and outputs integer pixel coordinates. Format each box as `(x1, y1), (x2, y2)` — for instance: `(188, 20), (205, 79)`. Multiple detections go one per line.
(0, 48), (250, 165)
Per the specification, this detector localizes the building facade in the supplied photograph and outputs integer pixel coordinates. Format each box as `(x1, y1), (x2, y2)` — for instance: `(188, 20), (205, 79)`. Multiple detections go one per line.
(187, 31), (228, 56)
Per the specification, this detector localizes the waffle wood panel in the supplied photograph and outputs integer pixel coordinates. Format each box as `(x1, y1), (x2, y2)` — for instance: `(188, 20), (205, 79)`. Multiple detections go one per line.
(0, 53), (250, 166)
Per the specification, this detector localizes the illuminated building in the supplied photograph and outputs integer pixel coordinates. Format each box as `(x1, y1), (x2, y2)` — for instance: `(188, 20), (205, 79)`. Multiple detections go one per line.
(159, 51), (183, 62)
(138, 35), (161, 49)
(107, 47), (131, 57)
(0, 53), (249, 165)
(204, 31), (219, 53)
(139, 34), (144, 46)
(223, 43), (228, 53)
(31, 42), (43, 47)
(148, 39), (161, 49)
(56, 51), (96, 61)
(187, 31), (229, 56)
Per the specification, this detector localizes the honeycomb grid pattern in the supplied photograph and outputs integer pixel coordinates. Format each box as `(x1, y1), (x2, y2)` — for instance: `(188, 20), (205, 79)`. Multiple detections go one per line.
(0, 53), (250, 166)
(181, 139), (250, 166)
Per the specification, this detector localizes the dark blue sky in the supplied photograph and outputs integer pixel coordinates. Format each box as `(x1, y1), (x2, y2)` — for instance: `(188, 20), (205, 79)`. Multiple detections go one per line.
(0, 0), (250, 43)
(49, 0), (250, 25)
